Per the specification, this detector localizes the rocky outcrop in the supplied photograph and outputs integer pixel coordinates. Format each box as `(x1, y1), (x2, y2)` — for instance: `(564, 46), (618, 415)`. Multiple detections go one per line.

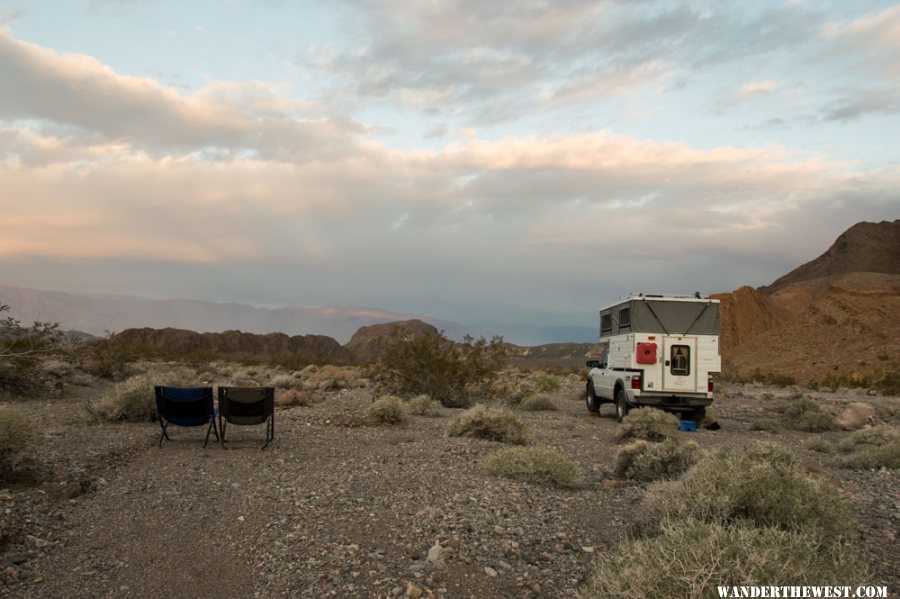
(764, 219), (900, 292)
(112, 327), (352, 363)
(343, 319), (439, 363)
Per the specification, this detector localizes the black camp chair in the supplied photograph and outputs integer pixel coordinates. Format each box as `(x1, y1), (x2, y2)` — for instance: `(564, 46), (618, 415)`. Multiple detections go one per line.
(217, 387), (275, 449)
(154, 386), (218, 448)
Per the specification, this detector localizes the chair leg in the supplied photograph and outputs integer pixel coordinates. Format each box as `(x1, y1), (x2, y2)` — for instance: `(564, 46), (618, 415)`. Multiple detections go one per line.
(261, 417), (274, 450)
(158, 420), (168, 448)
(203, 418), (214, 448)
(211, 417), (220, 442)
(219, 418), (228, 449)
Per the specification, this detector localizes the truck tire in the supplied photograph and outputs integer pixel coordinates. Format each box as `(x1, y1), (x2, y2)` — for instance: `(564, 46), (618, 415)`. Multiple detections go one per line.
(586, 382), (600, 413)
(615, 389), (630, 423)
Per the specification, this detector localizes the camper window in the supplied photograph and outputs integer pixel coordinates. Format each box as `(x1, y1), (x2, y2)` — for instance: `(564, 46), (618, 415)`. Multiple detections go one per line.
(601, 313), (612, 333)
(670, 345), (690, 376)
(619, 308), (631, 329)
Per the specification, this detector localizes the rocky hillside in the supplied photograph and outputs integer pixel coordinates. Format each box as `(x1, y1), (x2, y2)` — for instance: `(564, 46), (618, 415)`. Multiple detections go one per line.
(112, 327), (352, 364)
(343, 319), (440, 363)
(716, 220), (900, 386)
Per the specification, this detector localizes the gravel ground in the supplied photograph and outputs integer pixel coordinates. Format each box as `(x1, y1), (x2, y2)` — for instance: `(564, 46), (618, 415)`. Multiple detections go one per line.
(1, 380), (897, 598)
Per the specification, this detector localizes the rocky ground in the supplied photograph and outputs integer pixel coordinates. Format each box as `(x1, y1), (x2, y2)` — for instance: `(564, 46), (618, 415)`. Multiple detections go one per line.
(0, 376), (897, 598)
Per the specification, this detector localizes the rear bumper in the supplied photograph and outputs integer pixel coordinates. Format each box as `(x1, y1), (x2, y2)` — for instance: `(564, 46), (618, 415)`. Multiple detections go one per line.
(630, 393), (712, 411)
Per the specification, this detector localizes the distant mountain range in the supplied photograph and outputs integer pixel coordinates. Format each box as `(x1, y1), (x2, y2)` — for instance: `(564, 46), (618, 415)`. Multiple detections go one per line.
(0, 284), (458, 344)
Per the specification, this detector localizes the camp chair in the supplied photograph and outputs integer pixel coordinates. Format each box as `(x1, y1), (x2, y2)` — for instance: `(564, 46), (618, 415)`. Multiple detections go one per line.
(217, 387), (275, 449)
(154, 386), (218, 448)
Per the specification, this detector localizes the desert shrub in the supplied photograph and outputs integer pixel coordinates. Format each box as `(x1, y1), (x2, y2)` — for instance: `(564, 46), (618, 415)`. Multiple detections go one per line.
(640, 444), (852, 540)
(581, 521), (869, 599)
(0, 303), (67, 396)
(835, 402), (876, 430)
(87, 368), (202, 422)
(614, 439), (701, 482)
(619, 408), (680, 442)
(805, 438), (833, 453)
(40, 358), (74, 378)
(749, 370), (797, 387)
(875, 371), (900, 396)
(382, 332), (507, 408)
(406, 394), (442, 417)
(447, 405), (528, 444)
(533, 375), (561, 392)
(841, 442), (900, 470)
(367, 395), (406, 424)
(837, 424), (900, 452)
(483, 446), (580, 488)
(871, 398), (900, 423)
(304, 365), (360, 392)
(275, 388), (309, 407)
(781, 398), (838, 432)
(518, 394), (556, 411)
(0, 406), (37, 482)
(270, 374), (296, 389)
(749, 419), (780, 433)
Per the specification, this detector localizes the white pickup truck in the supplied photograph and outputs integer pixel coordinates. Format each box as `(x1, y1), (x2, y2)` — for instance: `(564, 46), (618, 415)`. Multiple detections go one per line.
(585, 294), (721, 422)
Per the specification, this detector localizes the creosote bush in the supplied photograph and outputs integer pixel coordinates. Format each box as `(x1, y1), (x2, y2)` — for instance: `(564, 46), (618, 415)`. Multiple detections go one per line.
(614, 439), (701, 482)
(447, 405), (528, 444)
(483, 446), (580, 488)
(805, 437), (833, 453)
(0, 405), (37, 482)
(406, 394), (442, 417)
(382, 332), (506, 408)
(619, 408), (680, 442)
(837, 424), (900, 469)
(518, 394), (556, 411)
(367, 395), (406, 424)
(533, 375), (561, 393)
(270, 374), (296, 389)
(580, 521), (869, 599)
(0, 302), (67, 396)
(640, 445), (852, 540)
(781, 397), (838, 432)
(838, 424), (900, 452)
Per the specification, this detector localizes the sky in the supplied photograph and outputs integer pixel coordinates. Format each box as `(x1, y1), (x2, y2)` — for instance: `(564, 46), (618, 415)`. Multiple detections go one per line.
(0, 0), (899, 342)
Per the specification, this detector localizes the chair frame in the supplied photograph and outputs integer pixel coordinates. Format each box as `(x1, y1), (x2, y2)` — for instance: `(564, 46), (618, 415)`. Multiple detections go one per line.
(154, 386), (219, 448)
(217, 387), (275, 449)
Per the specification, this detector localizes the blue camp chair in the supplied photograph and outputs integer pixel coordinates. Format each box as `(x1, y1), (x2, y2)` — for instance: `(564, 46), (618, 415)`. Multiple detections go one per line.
(154, 386), (218, 448)
(217, 387), (275, 449)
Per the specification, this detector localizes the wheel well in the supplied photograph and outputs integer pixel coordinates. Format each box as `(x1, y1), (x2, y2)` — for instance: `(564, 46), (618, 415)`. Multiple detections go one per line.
(614, 381), (624, 397)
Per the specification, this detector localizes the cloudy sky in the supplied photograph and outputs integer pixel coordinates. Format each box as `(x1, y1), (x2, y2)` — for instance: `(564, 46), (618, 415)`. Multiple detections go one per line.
(1, 0), (898, 342)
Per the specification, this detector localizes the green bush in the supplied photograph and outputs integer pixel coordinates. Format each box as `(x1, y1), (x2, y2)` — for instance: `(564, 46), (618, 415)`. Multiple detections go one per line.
(619, 408), (680, 442)
(534, 375), (561, 392)
(614, 439), (701, 482)
(381, 332), (507, 408)
(447, 405), (528, 444)
(0, 303), (67, 396)
(640, 445), (852, 540)
(518, 394), (556, 411)
(367, 395), (406, 424)
(805, 437), (833, 453)
(406, 394), (442, 417)
(782, 398), (839, 432)
(838, 424), (900, 452)
(581, 522), (869, 599)
(0, 406), (37, 481)
(483, 446), (580, 488)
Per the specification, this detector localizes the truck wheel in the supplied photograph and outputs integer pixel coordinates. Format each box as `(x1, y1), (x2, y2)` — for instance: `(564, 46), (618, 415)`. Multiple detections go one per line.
(586, 382), (600, 413)
(615, 389), (630, 423)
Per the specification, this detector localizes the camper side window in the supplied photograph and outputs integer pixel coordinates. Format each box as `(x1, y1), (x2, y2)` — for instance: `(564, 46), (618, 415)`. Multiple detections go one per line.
(618, 308), (631, 329)
(600, 314), (612, 333)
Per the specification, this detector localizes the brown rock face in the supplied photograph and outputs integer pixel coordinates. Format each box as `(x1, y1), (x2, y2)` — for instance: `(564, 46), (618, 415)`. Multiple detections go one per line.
(343, 319), (439, 363)
(765, 219), (900, 292)
(112, 327), (352, 363)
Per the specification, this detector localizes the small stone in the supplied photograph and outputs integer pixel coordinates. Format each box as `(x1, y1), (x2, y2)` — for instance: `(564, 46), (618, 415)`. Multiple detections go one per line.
(426, 542), (444, 567)
(581, 546), (595, 553)
(405, 581), (424, 598)
(484, 566), (498, 577)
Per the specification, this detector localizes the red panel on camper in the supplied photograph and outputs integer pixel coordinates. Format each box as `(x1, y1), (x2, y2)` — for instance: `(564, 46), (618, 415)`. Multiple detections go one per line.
(636, 342), (657, 364)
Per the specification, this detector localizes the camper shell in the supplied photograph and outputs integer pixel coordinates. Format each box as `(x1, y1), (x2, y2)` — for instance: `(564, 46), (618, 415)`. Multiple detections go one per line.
(586, 294), (721, 422)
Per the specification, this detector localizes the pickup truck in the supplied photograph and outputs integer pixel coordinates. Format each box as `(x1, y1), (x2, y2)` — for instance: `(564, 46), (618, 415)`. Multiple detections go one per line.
(585, 294), (721, 422)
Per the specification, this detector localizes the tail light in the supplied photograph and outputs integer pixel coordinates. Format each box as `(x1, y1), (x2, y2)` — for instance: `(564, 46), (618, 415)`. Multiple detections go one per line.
(707, 375), (714, 393)
(631, 374), (642, 390)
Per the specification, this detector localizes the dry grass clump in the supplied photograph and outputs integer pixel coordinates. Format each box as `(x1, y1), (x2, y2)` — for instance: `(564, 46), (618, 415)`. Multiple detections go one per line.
(406, 394), (442, 417)
(270, 373), (296, 389)
(781, 397), (839, 432)
(303, 365), (363, 392)
(749, 419), (780, 434)
(518, 394), (556, 411)
(533, 375), (561, 392)
(618, 408), (680, 442)
(275, 388), (310, 408)
(367, 395), (406, 424)
(614, 439), (701, 482)
(835, 402), (875, 430)
(805, 437), (833, 453)
(0, 406), (37, 482)
(87, 367), (201, 422)
(837, 424), (900, 470)
(640, 444), (852, 540)
(483, 446), (580, 488)
(581, 521), (869, 599)
(871, 397), (900, 423)
(447, 405), (528, 444)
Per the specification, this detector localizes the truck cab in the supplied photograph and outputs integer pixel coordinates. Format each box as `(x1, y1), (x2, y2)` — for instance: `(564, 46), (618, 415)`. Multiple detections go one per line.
(585, 294), (721, 422)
